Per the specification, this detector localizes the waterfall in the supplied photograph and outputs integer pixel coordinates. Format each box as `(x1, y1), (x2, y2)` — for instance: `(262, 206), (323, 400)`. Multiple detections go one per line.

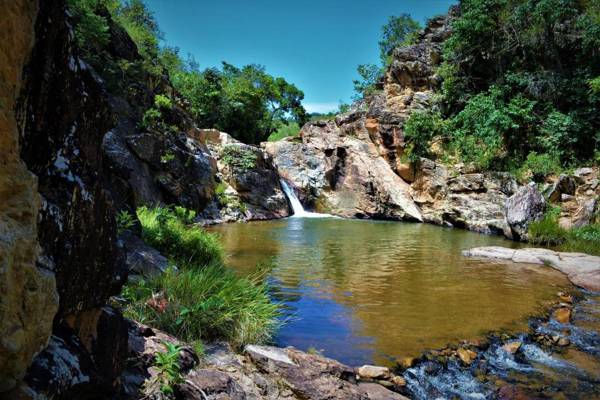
(279, 179), (333, 218)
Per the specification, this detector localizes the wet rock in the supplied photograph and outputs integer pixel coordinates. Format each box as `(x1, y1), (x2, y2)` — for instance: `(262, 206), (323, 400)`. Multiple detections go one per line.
(397, 357), (417, 370)
(357, 365), (390, 380)
(552, 308), (572, 324)
(391, 375), (407, 387)
(502, 342), (522, 354)
(558, 292), (573, 304)
(463, 247), (600, 292)
(456, 348), (477, 365)
(497, 385), (531, 400)
(506, 185), (546, 240)
(121, 232), (170, 279)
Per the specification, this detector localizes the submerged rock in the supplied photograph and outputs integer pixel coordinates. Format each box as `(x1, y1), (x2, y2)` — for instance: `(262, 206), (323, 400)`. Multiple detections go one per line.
(463, 246), (600, 291)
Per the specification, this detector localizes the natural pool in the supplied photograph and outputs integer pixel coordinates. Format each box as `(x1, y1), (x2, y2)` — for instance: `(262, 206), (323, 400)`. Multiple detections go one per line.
(209, 218), (572, 366)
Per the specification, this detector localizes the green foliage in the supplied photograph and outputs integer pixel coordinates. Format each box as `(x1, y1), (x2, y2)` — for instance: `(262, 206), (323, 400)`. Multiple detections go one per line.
(528, 209), (600, 255)
(124, 206), (278, 346)
(116, 210), (136, 234)
(267, 122), (300, 142)
(438, 0), (600, 169)
(220, 145), (257, 170)
(160, 151), (175, 164)
(141, 94), (177, 133)
(154, 94), (173, 109)
(590, 76), (600, 93)
(379, 13), (422, 66)
(447, 87), (537, 169)
(136, 206), (222, 267)
(528, 207), (567, 246)
(166, 57), (308, 144)
(353, 64), (382, 99)
(122, 265), (279, 347)
(404, 111), (445, 162)
(67, 0), (111, 52)
(519, 152), (562, 182)
(144, 341), (183, 396)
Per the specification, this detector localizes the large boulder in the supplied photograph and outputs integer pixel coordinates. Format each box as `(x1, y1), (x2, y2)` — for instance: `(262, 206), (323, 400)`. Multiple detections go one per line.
(0, 0), (59, 392)
(506, 185), (546, 240)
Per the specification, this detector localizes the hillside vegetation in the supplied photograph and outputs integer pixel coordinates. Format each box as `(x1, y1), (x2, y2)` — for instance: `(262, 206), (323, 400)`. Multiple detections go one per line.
(404, 0), (600, 179)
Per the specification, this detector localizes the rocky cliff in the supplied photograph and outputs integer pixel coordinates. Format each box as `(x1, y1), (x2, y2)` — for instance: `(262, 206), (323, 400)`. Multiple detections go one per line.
(265, 8), (598, 237)
(0, 0), (58, 392)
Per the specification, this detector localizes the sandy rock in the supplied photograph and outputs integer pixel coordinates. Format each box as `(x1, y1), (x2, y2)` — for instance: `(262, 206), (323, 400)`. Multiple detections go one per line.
(502, 342), (522, 354)
(456, 348), (477, 365)
(357, 365), (390, 380)
(552, 308), (572, 324)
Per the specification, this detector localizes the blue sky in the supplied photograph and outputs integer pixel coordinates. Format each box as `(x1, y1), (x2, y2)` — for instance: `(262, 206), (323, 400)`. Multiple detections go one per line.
(145, 0), (456, 113)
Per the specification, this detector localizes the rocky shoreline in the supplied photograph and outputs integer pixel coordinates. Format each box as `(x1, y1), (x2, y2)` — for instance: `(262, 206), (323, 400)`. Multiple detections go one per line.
(115, 281), (598, 400)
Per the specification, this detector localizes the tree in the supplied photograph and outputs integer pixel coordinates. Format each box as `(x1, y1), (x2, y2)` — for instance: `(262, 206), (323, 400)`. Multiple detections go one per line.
(379, 14), (421, 66)
(353, 64), (382, 100)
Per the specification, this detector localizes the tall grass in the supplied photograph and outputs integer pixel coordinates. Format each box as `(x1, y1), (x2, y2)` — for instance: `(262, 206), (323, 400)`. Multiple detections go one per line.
(137, 206), (223, 267)
(123, 206), (280, 347)
(528, 208), (600, 256)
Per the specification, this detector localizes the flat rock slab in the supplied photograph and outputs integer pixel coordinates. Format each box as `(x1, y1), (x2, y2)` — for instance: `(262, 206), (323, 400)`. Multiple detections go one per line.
(463, 246), (600, 291)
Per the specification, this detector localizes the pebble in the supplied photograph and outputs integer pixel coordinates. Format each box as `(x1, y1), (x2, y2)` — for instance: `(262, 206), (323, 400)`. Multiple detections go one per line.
(457, 348), (477, 365)
(502, 341), (522, 354)
(552, 307), (572, 324)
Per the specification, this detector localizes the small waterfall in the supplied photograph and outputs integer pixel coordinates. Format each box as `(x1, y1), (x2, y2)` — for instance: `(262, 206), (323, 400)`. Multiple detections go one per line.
(279, 179), (333, 218)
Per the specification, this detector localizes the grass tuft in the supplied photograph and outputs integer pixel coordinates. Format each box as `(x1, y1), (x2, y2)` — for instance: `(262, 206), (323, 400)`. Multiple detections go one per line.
(529, 208), (600, 255)
(137, 206), (223, 268)
(123, 206), (279, 348)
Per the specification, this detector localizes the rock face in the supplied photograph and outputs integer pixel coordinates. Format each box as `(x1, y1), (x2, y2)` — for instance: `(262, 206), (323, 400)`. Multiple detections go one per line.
(264, 12), (456, 222)
(190, 129), (290, 222)
(264, 120), (423, 221)
(6, 0), (128, 396)
(411, 159), (517, 236)
(0, 0), (59, 392)
(463, 247), (600, 291)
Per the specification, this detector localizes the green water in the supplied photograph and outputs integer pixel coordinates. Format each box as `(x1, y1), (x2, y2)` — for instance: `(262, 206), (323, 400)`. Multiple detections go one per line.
(209, 218), (572, 366)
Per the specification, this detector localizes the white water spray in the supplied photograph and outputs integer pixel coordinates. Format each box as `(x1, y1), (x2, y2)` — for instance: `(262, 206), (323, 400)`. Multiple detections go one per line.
(279, 179), (333, 218)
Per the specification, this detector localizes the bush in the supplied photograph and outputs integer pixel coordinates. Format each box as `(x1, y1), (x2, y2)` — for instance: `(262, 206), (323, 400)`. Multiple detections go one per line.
(404, 111), (445, 162)
(220, 145), (257, 170)
(519, 152), (562, 182)
(136, 206), (222, 267)
(142, 341), (183, 396)
(447, 87), (537, 170)
(122, 265), (279, 347)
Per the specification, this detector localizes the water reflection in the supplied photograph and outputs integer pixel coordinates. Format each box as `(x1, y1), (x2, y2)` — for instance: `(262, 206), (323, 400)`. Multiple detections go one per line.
(210, 219), (572, 366)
